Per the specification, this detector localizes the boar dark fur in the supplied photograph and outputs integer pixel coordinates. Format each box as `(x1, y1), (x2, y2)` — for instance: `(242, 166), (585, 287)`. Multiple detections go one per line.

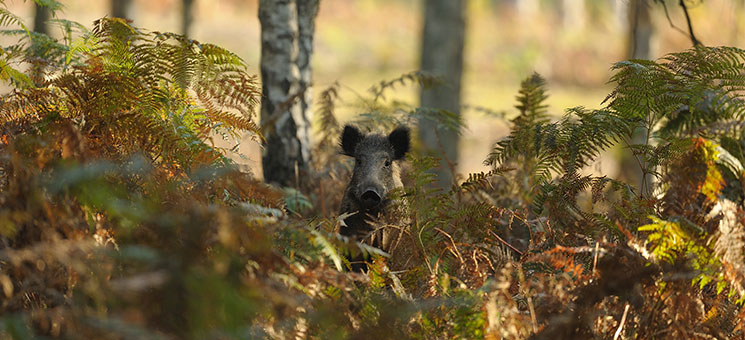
(338, 124), (410, 270)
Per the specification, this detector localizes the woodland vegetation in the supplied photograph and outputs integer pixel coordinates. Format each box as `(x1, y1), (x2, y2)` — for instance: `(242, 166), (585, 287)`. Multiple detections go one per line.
(1, 1), (745, 339)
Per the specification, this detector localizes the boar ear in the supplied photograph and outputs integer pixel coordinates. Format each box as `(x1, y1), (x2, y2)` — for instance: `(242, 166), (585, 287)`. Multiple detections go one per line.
(340, 125), (363, 156)
(388, 126), (410, 160)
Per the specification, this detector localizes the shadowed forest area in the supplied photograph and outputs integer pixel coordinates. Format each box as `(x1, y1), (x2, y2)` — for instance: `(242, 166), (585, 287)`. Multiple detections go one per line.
(2, 0), (745, 339)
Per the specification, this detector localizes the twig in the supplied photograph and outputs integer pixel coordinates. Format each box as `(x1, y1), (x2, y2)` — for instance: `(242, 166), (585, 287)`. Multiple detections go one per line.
(657, 0), (689, 37)
(434, 227), (464, 262)
(613, 303), (631, 340)
(619, 134), (646, 200)
(592, 241), (600, 275)
(657, 0), (701, 47)
(679, 0), (701, 46)
(488, 230), (523, 256)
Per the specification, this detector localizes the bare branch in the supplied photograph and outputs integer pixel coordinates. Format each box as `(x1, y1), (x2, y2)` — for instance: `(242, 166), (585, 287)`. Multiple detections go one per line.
(654, 0), (702, 46)
(679, 0), (702, 46)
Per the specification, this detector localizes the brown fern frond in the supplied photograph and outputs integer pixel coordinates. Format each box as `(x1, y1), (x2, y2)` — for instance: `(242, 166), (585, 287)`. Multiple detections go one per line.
(316, 82), (341, 148)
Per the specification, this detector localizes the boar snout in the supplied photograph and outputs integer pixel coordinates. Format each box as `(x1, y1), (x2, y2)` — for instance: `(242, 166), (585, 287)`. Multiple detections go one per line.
(359, 186), (383, 208)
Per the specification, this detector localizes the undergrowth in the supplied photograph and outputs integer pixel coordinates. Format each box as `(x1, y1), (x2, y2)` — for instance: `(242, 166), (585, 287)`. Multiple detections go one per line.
(1, 1), (745, 339)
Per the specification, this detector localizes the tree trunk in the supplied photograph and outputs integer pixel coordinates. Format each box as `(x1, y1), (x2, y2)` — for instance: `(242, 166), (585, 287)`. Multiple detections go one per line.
(628, 0), (652, 60)
(181, 0), (194, 37)
(31, 2), (51, 86)
(33, 2), (49, 35)
(626, 0), (655, 197)
(111, 0), (132, 19)
(419, 0), (466, 190)
(258, 0), (318, 188)
(295, 0), (319, 129)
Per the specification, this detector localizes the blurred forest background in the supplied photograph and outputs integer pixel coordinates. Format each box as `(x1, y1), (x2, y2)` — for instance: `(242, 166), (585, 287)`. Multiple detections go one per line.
(6, 0), (744, 176)
(5, 0), (745, 338)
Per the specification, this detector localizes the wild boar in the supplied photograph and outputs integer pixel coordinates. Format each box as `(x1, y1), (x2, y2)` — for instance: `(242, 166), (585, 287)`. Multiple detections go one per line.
(338, 124), (410, 270)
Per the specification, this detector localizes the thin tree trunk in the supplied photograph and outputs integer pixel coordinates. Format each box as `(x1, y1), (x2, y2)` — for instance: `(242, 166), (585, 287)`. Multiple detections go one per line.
(259, 0), (316, 187)
(31, 2), (51, 86)
(628, 0), (652, 60)
(181, 0), (194, 37)
(419, 0), (466, 190)
(33, 3), (49, 35)
(111, 0), (132, 19)
(626, 0), (655, 197)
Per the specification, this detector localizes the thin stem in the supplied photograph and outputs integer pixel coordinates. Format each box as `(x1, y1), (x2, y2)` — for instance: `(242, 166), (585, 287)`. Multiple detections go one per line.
(642, 101), (657, 199)
(613, 304), (631, 340)
(488, 230), (524, 256)
(679, 0), (702, 47)
(658, 0), (689, 36)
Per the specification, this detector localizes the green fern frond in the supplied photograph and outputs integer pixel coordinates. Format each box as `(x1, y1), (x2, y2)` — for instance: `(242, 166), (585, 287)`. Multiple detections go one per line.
(0, 58), (33, 88)
(33, 0), (64, 13)
(608, 47), (745, 139)
(368, 71), (443, 102)
(487, 107), (630, 183)
(460, 167), (513, 192)
(512, 72), (550, 130)
(0, 6), (28, 32)
(408, 107), (463, 134)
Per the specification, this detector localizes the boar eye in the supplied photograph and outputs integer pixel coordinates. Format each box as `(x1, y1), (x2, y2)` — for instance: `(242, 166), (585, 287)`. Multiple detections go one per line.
(384, 159), (391, 167)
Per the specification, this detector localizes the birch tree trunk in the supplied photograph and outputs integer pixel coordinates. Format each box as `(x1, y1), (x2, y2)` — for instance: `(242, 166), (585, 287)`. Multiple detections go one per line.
(295, 0), (319, 127)
(259, 0), (318, 187)
(419, 0), (466, 189)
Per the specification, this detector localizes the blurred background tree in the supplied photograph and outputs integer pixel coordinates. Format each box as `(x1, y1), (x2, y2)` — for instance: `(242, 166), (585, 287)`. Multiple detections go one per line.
(419, 0), (466, 190)
(182, 0), (194, 36)
(4, 1), (745, 338)
(110, 0), (131, 19)
(629, 0), (653, 60)
(32, 1), (49, 35)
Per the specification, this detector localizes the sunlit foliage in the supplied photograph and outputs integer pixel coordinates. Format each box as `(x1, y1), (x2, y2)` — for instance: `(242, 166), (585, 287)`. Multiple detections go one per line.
(1, 2), (745, 339)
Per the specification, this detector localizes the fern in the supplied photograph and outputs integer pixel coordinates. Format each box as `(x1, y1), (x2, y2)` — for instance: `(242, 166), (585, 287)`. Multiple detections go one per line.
(315, 82), (341, 148)
(368, 70), (442, 102)
(0, 18), (260, 171)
